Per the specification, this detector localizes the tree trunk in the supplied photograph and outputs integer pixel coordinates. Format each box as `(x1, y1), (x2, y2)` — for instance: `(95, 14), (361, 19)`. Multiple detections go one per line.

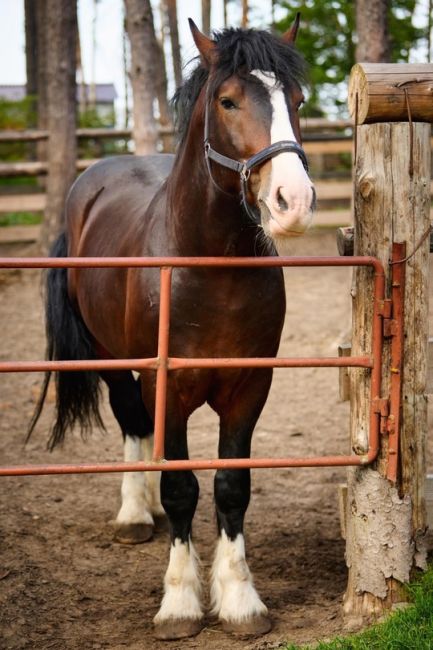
(344, 121), (430, 626)
(356, 0), (390, 62)
(428, 0), (432, 63)
(165, 0), (182, 89)
(202, 0), (211, 35)
(75, 12), (87, 116)
(24, 0), (38, 101)
(40, 0), (77, 253)
(124, 0), (158, 154)
(122, 9), (130, 133)
(241, 0), (249, 28)
(223, 0), (228, 27)
(35, 0), (48, 165)
(270, 0), (276, 30)
(154, 4), (173, 152)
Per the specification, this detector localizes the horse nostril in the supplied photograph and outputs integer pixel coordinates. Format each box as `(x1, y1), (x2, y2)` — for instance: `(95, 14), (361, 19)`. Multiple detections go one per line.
(311, 186), (317, 211)
(276, 187), (288, 211)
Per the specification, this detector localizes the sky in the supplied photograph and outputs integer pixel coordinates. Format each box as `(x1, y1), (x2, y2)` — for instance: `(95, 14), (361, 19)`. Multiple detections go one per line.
(0, 0), (431, 124)
(0, 0), (284, 123)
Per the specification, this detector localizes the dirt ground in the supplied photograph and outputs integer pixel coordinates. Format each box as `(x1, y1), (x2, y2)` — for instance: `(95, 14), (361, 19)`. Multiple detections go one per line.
(0, 230), (432, 650)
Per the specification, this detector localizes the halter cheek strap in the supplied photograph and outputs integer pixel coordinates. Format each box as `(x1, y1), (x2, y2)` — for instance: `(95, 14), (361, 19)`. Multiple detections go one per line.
(203, 100), (309, 223)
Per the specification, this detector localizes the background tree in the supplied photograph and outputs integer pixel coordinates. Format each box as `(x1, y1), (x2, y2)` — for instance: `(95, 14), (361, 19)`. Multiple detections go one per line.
(154, 4), (173, 151)
(356, 0), (390, 62)
(276, 0), (423, 116)
(124, 0), (158, 154)
(24, 0), (38, 109)
(241, 0), (249, 27)
(165, 0), (182, 89)
(428, 0), (432, 61)
(202, 0), (211, 34)
(34, 0), (48, 157)
(223, 0), (228, 27)
(40, 0), (77, 252)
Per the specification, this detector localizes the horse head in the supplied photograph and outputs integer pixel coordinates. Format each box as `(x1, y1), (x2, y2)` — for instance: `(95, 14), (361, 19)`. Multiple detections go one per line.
(189, 17), (316, 246)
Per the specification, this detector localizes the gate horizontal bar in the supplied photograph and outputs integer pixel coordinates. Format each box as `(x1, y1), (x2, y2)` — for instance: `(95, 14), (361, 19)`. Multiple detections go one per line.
(0, 355), (374, 373)
(0, 255), (385, 273)
(0, 454), (371, 477)
(0, 254), (385, 477)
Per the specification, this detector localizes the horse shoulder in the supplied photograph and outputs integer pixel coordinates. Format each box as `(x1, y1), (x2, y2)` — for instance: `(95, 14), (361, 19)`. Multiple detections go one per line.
(66, 154), (175, 255)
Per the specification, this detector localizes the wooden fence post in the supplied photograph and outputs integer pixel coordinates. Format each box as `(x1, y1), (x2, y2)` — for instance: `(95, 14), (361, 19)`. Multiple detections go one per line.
(343, 63), (433, 626)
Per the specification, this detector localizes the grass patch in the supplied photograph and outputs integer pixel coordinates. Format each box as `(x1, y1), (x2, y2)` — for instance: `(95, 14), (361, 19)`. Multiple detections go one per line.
(284, 567), (433, 650)
(0, 212), (42, 227)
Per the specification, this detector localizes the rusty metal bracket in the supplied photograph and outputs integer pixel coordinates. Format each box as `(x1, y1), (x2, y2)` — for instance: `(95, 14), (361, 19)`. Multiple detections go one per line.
(385, 242), (406, 482)
(372, 397), (390, 435)
(370, 243), (405, 482)
(377, 298), (392, 320)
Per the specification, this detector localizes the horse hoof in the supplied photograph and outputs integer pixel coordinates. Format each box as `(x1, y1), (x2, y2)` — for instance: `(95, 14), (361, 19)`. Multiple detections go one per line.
(113, 522), (154, 544)
(154, 617), (204, 640)
(221, 613), (272, 637)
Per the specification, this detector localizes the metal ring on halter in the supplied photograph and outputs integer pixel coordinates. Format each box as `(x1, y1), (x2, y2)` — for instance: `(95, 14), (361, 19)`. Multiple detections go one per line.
(240, 166), (251, 183)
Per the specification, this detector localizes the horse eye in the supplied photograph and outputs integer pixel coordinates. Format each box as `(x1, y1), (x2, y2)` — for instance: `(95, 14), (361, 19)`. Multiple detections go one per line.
(296, 100), (305, 111)
(220, 97), (236, 110)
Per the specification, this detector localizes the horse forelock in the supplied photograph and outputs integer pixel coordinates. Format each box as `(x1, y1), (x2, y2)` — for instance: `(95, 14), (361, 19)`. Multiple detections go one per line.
(172, 27), (308, 145)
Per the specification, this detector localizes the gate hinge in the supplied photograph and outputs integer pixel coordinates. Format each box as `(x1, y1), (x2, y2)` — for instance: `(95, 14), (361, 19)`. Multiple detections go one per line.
(372, 397), (390, 435)
(377, 298), (397, 338)
(383, 318), (399, 338)
(377, 298), (392, 319)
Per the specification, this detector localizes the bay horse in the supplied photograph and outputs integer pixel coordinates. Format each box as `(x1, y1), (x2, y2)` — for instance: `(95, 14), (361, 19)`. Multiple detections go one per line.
(30, 18), (315, 640)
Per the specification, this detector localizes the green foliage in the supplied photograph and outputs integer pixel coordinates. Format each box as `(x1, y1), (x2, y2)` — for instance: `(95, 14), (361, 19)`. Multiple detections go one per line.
(0, 96), (37, 129)
(78, 106), (116, 129)
(276, 1), (424, 116)
(0, 212), (42, 227)
(0, 97), (38, 166)
(77, 106), (126, 158)
(283, 566), (433, 649)
(0, 96), (123, 165)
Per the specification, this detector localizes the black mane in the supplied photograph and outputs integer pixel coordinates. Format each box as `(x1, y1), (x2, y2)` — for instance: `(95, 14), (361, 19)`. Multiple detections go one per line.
(172, 27), (307, 143)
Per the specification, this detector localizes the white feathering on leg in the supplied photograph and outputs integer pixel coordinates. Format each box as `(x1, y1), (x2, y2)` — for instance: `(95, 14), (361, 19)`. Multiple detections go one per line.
(115, 435), (153, 526)
(211, 531), (268, 623)
(154, 538), (203, 623)
(141, 435), (164, 517)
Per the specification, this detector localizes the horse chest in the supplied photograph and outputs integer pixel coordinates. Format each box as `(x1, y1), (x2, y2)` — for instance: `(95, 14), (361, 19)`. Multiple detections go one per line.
(168, 268), (285, 359)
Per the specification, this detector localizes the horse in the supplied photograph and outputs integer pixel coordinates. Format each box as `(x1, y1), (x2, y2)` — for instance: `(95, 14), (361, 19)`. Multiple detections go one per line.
(30, 17), (315, 640)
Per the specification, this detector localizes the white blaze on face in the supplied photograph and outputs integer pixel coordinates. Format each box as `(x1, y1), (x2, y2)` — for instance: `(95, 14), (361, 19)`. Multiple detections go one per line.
(251, 70), (314, 238)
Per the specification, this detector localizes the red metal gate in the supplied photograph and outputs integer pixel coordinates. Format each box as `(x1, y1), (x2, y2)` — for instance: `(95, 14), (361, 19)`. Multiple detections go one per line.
(0, 249), (403, 480)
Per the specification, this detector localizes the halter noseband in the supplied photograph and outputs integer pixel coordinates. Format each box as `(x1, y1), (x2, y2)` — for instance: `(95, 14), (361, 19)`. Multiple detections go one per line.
(203, 99), (309, 223)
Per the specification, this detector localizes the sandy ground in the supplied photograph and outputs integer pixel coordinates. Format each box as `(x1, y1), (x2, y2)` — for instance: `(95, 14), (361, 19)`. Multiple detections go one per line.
(0, 230), (431, 650)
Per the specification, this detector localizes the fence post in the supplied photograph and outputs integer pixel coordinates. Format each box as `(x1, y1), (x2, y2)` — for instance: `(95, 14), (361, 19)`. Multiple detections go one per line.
(343, 63), (433, 625)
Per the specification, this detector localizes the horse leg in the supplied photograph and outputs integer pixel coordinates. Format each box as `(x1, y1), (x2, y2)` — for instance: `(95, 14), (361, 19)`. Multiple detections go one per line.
(153, 413), (203, 640)
(101, 371), (163, 543)
(211, 372), (273, 635)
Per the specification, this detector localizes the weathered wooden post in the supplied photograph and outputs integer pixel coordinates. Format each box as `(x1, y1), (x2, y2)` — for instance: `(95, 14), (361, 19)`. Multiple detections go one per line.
(343, 63), (433, 625)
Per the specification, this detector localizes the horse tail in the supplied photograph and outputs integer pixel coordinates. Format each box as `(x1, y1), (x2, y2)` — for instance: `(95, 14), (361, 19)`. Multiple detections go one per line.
(27, 231), (104, 450)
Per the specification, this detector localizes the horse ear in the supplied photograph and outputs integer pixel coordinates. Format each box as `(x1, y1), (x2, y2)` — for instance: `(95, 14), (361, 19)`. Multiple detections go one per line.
(282, 12), (301, 44)
(189, 18), (217, 67)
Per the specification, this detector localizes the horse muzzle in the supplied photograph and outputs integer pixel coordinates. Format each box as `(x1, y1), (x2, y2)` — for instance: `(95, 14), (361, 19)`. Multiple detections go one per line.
(259, 159), (316, 239)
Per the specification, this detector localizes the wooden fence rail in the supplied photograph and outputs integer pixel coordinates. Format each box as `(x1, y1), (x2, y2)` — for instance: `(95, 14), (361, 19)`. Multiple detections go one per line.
(1, 123), (431, 224)
(0, 118), (355, 143)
